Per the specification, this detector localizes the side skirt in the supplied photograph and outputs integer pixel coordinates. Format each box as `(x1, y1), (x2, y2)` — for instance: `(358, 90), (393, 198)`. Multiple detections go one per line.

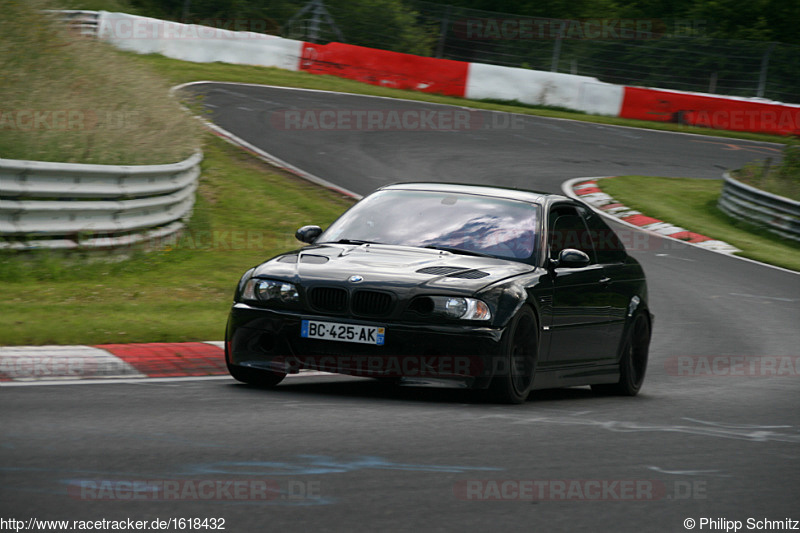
(532, 363), (619, 390)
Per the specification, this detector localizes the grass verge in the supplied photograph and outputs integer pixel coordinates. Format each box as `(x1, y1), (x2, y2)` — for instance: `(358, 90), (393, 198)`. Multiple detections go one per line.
(599, 176), (800, 271)
(0, 1), (198, 164)
(0, 135), (354, 345)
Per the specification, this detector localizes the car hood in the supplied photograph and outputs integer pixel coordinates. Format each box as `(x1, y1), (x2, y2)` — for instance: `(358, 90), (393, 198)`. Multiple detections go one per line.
(252, 243), (536, 293)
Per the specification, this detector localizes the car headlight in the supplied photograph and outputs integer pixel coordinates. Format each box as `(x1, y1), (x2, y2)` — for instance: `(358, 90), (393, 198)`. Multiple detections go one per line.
(443, 297), (491, 320)
(409, 296), (492, 320)
(242, 279), (299, 303)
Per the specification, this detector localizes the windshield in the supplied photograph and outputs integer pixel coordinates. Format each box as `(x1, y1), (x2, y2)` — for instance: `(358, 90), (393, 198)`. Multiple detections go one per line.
(318, 189), (541, 261)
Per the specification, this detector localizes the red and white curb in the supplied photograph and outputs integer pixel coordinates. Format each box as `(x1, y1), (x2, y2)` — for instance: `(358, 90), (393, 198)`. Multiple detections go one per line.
(565, 177), (740, 254)
(0, 342), (327, 385)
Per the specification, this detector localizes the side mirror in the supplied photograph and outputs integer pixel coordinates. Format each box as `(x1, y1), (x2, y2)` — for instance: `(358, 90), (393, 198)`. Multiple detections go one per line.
(295, 225), (322, 244)
(550, 248), (591, 269)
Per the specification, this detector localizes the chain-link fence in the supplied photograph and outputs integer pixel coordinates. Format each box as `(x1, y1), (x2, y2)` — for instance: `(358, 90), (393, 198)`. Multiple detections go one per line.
(280, 0), (800, 104)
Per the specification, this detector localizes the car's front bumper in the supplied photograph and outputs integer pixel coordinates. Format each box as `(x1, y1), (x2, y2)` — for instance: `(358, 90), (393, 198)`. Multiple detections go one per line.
(226, 303), (506, 388)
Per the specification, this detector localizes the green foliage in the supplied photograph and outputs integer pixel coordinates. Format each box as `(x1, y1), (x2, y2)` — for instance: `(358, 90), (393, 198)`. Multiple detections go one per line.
(733, 142), (800, 201)
(55, 0), (140, 12)
(450, 0), (800, 45)
(120, 0), (437, 55)
(327, 0), (437, 56)
(778, 143), (800, 181)
(60, 0), (800, 47)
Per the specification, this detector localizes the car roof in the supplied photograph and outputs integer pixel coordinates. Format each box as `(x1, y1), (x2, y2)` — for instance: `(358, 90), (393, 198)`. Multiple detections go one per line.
(378, 182), (566, 205)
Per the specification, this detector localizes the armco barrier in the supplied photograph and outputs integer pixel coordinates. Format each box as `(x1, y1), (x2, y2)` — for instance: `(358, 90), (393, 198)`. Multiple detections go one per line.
(718, 172), (800, 243)
(97, 11), (303, 71)
(620, 86), (800, 136)
(0, 151), (202, 250)
(299, 42), (468, 97)
(48, 10), (100, 37)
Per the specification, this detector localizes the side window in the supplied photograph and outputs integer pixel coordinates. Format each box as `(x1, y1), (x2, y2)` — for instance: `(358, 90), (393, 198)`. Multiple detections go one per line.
(579, 207), (627, 264)
(549, 205), (597, 264)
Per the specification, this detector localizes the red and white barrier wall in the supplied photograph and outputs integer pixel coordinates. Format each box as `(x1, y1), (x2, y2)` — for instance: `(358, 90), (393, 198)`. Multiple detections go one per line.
(295, 42), (623, 116)
(464, 63), (624, 116)
(299, 42), (468, 97)
(96, 11), (799, 136)
(620, 87), (800, 136)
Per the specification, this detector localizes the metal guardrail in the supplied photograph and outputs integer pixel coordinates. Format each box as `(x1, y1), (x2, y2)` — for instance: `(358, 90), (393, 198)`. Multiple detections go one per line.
(46, 10), (100, 37)
(0, 151), (203, 250)
(718, 172), (800, 243)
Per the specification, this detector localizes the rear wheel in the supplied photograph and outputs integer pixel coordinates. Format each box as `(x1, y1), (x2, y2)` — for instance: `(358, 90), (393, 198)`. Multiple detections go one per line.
(227, 363), (286, 387)
(592, 312), (650, 396)
(486, 306), (538, 404)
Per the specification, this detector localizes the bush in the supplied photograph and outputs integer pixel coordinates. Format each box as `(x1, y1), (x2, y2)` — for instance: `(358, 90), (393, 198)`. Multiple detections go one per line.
(733, 142), (800, 201)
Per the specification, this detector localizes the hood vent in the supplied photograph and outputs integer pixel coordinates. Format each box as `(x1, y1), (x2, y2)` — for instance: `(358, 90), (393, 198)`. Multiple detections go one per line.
(277, 254), (329, 264)
(417, 266), (465, 275)
(300, 254), (329, 264)
(416, 266), (489, 279)
(448, 269), (490, 279)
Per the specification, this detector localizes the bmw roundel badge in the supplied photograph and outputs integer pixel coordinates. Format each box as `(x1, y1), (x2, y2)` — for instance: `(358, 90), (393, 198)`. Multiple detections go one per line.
(348, 275), (364, 283)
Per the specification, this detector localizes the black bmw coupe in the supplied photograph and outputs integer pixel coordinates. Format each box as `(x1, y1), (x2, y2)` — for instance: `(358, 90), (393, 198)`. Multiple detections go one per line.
(225, 183), (652, 403)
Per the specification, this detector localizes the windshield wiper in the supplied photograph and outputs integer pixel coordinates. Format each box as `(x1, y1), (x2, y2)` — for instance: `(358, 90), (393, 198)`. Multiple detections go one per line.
(423, 245), (493, 258)
(330, 239), (382, 245)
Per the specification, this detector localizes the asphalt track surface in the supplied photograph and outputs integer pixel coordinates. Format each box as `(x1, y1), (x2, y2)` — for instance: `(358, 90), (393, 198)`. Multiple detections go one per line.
(3, 83), (799, 532)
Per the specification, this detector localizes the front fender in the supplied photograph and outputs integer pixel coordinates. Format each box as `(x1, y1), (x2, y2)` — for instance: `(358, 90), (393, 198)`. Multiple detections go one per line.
(478, 271), (548, 328)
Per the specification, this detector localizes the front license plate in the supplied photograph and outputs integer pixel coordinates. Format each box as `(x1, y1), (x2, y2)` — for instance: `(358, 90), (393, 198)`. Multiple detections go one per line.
(301, 320), (385, 345)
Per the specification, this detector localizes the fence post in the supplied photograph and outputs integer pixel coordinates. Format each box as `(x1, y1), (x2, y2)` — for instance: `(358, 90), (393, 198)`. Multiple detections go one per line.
(757, 42), (776, 98)
(435, 4), (451, 59)
(551, 32), (562, 72)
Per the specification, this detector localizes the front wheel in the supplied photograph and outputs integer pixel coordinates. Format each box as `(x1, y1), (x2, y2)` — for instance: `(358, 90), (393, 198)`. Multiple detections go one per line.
(485, 306), (539, 404)
(227, 363), (286, 388)
(592, 312), (650, 396)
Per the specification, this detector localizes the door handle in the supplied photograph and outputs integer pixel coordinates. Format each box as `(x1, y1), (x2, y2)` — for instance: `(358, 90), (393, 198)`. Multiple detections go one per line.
(599, 277), (611, 285)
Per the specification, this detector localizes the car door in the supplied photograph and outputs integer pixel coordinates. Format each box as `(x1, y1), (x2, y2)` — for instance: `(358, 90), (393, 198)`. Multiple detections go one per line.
(580, 207), (630, 358)
(544, 204), (615, 364)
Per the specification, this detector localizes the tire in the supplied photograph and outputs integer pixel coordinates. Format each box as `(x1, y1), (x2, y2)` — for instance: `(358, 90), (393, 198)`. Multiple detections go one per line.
(592, 312), (650, 396)
(485, 306), (538, 404)
(227, 362), (286, 388)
